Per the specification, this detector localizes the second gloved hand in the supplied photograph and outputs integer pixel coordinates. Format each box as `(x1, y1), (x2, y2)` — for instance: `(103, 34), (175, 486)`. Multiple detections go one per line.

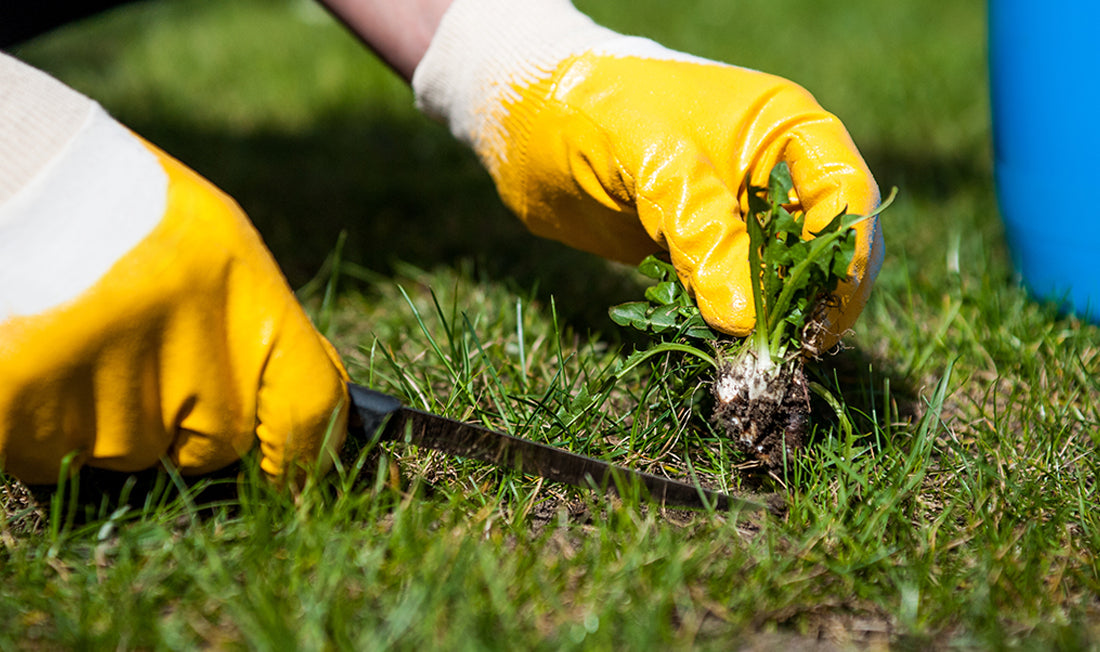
(413, 0), (884, 346)
(0, 55), (348, 486)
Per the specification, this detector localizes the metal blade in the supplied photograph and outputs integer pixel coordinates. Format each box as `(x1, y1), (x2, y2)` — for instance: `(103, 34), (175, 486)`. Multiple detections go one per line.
(348, 383), (774, 512)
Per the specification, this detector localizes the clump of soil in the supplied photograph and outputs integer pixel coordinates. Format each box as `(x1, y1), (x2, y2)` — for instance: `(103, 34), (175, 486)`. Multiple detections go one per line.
(710, 350), (810, 468)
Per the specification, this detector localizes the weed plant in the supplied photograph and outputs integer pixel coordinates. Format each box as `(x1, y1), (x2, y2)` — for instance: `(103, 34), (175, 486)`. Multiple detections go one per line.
(3, 0), (1099, 648)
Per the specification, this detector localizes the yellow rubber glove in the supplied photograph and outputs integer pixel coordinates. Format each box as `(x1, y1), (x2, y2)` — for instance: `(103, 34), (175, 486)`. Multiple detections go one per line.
(0, 56), (348, 486)
(413, 0), (883, 345)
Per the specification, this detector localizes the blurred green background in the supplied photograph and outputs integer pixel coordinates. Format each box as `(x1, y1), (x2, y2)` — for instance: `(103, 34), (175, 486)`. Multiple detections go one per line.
(7, 0), (999, 337)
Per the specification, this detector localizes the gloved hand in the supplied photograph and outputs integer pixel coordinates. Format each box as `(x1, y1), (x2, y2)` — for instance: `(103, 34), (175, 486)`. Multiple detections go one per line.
(413, 0), (884, 345)
(0, 55), (348, 486)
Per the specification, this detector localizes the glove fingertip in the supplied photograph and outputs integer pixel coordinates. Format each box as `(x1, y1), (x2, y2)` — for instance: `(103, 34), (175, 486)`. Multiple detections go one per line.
(254, 317), (350, 486)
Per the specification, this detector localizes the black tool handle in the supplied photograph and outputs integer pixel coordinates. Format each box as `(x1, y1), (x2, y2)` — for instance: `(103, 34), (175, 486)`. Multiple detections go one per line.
(347, 383), (403, 441)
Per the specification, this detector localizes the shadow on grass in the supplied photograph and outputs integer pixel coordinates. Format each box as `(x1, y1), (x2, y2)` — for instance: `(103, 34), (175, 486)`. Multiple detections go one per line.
(862, 145), (992, 203)
(125, 111), (645, 336)
(5, 463), (244, 536)
(807, 345), (925, 457)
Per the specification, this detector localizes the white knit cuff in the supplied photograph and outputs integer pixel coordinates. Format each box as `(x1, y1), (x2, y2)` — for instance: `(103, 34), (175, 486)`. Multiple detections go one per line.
(0, 53), (96, 205)
(411, 0), (618, 148)
(0, 54), (168, 320)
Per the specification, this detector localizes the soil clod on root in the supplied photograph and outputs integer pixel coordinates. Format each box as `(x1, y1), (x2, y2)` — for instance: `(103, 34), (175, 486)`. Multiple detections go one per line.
(711, 351), (810, 468)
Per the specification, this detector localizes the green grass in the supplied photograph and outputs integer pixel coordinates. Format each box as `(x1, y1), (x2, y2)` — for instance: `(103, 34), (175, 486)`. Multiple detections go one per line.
(4, 0), (1099, 648)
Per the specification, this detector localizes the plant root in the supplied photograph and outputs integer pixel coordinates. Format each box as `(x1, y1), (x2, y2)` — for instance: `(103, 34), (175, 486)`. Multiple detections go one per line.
(710, 351), (810, 468)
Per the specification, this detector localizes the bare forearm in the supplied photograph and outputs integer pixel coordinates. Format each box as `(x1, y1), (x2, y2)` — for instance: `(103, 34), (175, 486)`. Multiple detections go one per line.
(316, 0), (453, 81)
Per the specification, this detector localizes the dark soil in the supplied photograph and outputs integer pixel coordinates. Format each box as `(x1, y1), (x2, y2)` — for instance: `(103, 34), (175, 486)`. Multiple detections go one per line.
(711, 356), (810, 468)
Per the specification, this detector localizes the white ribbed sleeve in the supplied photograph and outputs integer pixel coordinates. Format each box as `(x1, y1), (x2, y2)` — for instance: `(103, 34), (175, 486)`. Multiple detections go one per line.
(0, 52), (95, 205)
(411, 0), (618, 149)
(0, 54), (168, 320)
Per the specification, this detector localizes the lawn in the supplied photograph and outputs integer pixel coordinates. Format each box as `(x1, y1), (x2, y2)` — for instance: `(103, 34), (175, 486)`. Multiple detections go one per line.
(3, 0), (1099, 648)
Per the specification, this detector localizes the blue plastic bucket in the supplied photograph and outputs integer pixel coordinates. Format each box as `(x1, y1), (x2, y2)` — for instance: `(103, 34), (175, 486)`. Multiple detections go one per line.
(989, 0), (1100, 322)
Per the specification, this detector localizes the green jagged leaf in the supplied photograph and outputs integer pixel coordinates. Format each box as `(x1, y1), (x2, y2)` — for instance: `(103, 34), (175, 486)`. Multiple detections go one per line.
(637, 255), (672, 281)
(773, 208), (803, 241)
(832, 244), (855, 279)
(647, 305), (680, 332)
(812, 210), (847, 237)
(608, 302), (650, 329)
(645, 281), (680, 306)
(681, 313), (719, 340)
(768, 161), (795, 203)
(745, 179), (770, 217)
